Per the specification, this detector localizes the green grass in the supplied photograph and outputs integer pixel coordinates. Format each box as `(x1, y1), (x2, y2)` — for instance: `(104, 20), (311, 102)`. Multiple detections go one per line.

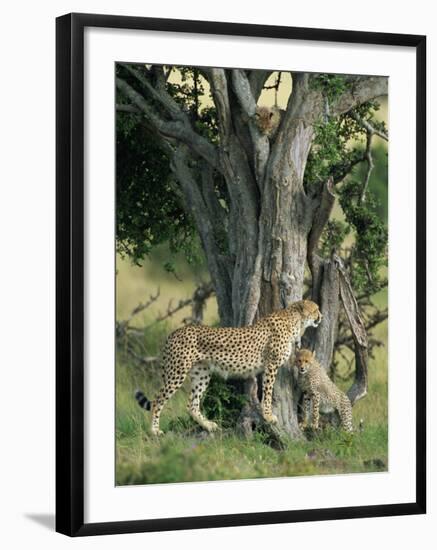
(116, 418), (387, 485)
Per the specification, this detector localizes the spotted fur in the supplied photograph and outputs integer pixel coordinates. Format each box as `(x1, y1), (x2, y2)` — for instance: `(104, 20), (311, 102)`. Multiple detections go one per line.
(135, 300), (322, 435)
(295, 349), (353, 432)
(254, 106), (283, 139)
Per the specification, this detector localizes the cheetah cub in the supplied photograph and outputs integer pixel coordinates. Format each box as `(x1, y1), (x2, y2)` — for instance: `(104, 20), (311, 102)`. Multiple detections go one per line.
(295, 349), (353, 432)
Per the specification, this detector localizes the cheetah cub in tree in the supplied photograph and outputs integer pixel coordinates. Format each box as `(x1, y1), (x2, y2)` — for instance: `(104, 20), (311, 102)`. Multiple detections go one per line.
(254, 106), (283, 139)
(295, 349), (353, 432)
(135, 300), (322, 436)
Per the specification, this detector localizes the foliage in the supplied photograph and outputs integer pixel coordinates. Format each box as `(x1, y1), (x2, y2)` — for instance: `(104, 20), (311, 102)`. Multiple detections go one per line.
(339, 179), (388, 294)
(116, 118), (198, 267)
(310, 73), (348, 103)
(357, 143), (388, 221)
(201, 375), (248, 429)
(116, 64), (219, 269)
(305, 75), (388, 296)
(319, 220), (350, 258)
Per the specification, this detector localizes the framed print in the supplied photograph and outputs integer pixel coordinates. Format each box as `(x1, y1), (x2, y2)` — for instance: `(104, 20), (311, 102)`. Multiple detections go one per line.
(56, 13), (426, 536)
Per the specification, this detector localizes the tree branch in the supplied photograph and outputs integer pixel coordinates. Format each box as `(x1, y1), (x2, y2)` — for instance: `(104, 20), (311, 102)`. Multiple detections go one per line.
(331, 150), (368, 184)
(119, 63), (185, 120)
(206, 68), (233, 143)
(199, 162), (229, 249)
(307, 176), (336, 268)
(248, 70), (272, 101)
(269, 73), (316, 186)
(306, 254), (341, 371)
(360, 131), (375, 202)
(231, 69), (270, 186)
(170, 146), (234, 324)
(332, 76), (388, 116)
(116, 289), (160, 337)
(336, 307), (388, 349)
(349, 111), (389, 141)
(116, 76), (221, 172)
(335, 255), (369, 405)
(116, 103), (141, 114)
(231, 69), (257, 117)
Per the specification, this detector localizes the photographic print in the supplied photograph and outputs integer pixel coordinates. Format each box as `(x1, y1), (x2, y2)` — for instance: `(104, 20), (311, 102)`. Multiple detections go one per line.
(115, 64), (389, 486)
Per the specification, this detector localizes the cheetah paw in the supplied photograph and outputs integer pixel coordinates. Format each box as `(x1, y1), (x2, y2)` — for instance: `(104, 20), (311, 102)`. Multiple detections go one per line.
(263, 413), (278, 425)
(204, 420), (220, 433)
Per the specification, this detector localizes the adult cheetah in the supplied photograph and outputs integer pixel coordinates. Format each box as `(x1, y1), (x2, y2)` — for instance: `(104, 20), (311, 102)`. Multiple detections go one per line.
(135, 299), (322, 435)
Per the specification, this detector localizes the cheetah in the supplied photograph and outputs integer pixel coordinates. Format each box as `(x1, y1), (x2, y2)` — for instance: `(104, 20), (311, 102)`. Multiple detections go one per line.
(295, 349), (353, 432)
(135, 300), (322, 435)
(254, 105), (283, 139)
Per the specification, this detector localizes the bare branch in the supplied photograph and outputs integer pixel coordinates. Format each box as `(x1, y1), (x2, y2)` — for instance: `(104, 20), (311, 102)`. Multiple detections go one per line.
(126, 290), (160, 324)
(189, 282), (215, 323)
(248, 70), (272, 101)
(142, 283), (214, 331)
(276, 73), (311, 139)
(199, 162), (229, 246)
(116, 283), (215, 368)
(116, 103), (141, 114)
(335, 255), (369, 405)
(308, 255), (341, 370)
(349, 111), (389, 141)
(120, 63), (184, 120)
(231, 69), (257, 117)
(171, 146), (234, 324)
(360, 132), (374, 202)
(116, 289), (161, 338)
(307, 177), (336, 268)
(270, 73), (315, 184)
(206, 68), (232, 142)
(336, 308), (388, 348)
(331, 151), (368, 184)
(231, 69), (270, 185)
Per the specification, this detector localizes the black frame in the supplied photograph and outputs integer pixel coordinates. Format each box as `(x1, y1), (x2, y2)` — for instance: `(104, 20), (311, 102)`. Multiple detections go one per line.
(56, 12), (426, 537)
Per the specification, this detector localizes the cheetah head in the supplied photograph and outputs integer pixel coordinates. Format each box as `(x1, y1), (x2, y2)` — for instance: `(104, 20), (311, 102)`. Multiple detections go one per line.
(295, 348), (315, 375)
(295, 300), (322, 328)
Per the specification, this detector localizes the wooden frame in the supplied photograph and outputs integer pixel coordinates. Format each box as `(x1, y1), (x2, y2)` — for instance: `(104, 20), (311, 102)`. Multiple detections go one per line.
(56, 12), (426, 536)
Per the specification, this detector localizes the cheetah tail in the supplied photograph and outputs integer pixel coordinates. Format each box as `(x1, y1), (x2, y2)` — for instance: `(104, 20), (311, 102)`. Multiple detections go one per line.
(134, 389), (151, 411)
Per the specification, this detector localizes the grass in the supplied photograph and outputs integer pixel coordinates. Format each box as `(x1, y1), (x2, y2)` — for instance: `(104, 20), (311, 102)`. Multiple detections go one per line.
(115, 255), (388, 486)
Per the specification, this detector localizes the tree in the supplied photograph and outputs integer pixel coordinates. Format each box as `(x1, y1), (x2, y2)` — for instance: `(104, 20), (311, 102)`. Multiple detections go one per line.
(116, 65), (388, 438)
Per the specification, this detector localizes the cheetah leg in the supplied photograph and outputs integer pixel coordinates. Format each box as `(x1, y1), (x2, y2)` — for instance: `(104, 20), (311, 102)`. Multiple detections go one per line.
(300, 394), (311, 429)
(311, 391), (321, 430)
(261, 364), (279, 424)
(188, 365), (218, 433)
(339, 396), (353, 432)
(151, 367), (189, 436)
